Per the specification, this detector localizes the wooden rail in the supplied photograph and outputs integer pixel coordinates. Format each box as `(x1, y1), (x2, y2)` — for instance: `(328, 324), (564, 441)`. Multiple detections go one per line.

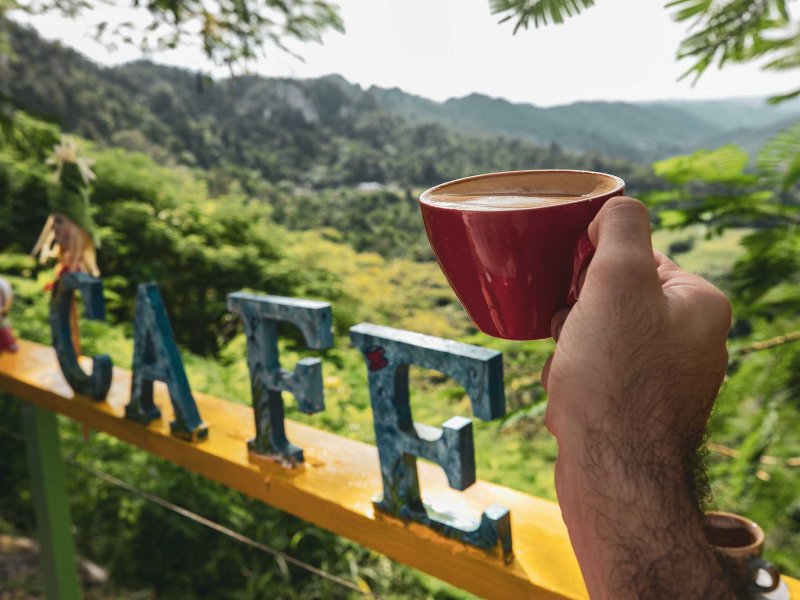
(2, 340), (798, 599)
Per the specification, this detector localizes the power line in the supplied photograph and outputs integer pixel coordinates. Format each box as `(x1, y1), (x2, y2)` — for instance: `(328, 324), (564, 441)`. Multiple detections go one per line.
(0, 425), (379, 598)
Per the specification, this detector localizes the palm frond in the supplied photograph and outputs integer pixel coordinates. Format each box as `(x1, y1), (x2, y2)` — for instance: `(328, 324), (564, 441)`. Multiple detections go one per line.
(653, 145), (751, 185)
(669, 0), (791, 83)
(490, 0), (595, 32)
(761, 30), (800, 71)
(757, 123), (800, 191)
(665, 0), (713, 22)
(768, 88), (800, 105)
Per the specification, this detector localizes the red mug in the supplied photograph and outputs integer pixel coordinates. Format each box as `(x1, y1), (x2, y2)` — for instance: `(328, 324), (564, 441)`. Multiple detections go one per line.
(419, 170), (625, 340)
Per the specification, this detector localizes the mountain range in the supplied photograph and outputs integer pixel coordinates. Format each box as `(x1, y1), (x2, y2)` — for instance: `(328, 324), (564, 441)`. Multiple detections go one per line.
(0, 21), (656, 191)
(3, 19), (798, 183)
(369, 87), (800, 162)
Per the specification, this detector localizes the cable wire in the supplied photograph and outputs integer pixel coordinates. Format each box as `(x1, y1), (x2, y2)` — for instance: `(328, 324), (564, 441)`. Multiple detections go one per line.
(0, 424), (379, 598)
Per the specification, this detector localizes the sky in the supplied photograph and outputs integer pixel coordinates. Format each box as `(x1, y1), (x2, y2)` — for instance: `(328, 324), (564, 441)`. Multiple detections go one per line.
(15, 0), (794, 107)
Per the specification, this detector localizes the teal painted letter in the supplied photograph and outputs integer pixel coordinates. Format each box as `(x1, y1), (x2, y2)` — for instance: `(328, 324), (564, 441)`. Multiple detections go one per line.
(350, 323), (512, 560)
(49, 272), (112, 399)
(228, 292), (332, 466)
(125, 283), (207, 441)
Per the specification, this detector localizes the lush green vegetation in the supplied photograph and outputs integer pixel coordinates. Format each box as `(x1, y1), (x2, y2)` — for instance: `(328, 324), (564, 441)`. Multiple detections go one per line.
(0, 106), (566, 598)
(1, 21), (660, 190)
(1, 20), (799, 599)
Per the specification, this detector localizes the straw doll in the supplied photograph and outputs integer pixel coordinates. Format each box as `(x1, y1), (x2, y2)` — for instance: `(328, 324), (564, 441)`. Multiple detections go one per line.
(32, 138), (100, 353)
(32, 138), (100, 281)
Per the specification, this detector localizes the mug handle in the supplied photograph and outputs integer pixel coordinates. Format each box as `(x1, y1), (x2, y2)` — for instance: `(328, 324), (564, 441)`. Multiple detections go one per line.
(566, 230), (596, 305)
(748, 556), (781, 593)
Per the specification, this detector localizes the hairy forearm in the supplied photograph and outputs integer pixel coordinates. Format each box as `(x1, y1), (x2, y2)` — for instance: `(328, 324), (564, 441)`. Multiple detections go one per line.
(555, 428), (738, 600)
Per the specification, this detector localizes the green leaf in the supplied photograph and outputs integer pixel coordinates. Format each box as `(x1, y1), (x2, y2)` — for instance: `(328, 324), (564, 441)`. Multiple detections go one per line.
(653, 145), (749, 185)
(669, 0), (793, 89)
(490, 0), (596, 31)
(656, 209), (690, 228)
(728, 402), (778, 497)
(757, 123), (800, 191)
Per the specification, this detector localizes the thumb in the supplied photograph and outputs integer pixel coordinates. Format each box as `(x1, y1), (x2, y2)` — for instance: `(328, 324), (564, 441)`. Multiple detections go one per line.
(586, 197), (659, 290)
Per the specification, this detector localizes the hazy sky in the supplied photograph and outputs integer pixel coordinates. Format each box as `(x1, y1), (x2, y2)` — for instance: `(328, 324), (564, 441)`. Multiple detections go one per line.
(17, 0), (793, 107)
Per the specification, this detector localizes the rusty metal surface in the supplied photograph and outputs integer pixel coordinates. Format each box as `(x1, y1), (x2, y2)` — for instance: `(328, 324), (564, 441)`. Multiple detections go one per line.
(350, 323), (512, 560)
(227, 292), (332, 466)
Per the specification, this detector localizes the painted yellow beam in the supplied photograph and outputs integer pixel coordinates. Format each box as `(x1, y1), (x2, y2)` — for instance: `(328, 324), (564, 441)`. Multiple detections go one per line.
(1, 340), (797, 600)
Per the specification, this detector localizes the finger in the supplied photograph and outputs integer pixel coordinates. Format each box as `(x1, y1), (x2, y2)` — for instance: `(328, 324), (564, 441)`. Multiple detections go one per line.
(588, 196), (653, 256)
(654, 250), (679, 270)
(653, 250), (683, 283)
(586, 197), (659, 291)
(551, 307), (571, 341)
(541, 353), (554, 392)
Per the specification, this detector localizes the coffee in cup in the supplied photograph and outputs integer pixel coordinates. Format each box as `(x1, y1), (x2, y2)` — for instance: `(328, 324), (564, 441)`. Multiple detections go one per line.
(704, 511), (780, 594)
(419, 170), (625, 340)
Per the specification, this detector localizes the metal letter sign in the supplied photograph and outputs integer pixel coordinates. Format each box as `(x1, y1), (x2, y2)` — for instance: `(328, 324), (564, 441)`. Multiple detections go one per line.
(125, 283), (208, 441)
(49, 273), (112, 399)
(227, 292), (333, 466)
(349, 323), (513, 560)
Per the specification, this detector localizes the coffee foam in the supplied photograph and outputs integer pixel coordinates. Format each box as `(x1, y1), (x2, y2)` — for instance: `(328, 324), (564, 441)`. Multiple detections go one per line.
(420, 170), (624, 210)
(422, 192), (587, 211)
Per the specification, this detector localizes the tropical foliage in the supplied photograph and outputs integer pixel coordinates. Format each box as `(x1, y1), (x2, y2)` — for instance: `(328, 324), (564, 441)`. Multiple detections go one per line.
(1, 0), (343, 68)
(494, 0), (800, 103)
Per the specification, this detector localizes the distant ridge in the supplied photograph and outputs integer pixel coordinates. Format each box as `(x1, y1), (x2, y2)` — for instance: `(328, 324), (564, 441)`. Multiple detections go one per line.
(368, 87), (800, 162)
(5, 18), (798, 172)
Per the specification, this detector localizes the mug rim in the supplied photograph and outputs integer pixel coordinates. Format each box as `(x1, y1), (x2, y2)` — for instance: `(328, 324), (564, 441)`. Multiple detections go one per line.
(703, 510), (766, 552)
(419, 169), (626, 210)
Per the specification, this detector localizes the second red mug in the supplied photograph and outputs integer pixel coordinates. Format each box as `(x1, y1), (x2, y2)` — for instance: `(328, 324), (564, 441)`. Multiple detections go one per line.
(419, 170), (625, 340)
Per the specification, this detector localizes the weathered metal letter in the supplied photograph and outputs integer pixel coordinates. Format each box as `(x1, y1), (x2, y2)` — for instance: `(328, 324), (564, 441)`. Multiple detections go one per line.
(350, 323), (512, 560)
(227, 292), (333, 466)
(125, 283), (207, 441)
(49, 273), (112, 399)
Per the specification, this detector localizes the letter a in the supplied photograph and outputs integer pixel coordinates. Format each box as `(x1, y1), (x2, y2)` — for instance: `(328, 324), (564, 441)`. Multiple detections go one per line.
(125, 283), (207, 441)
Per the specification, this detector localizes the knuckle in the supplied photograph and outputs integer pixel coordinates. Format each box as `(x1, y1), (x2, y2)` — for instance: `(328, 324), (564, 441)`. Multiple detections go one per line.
(602, 196), (650, 220)
(698, 282), (733, 331)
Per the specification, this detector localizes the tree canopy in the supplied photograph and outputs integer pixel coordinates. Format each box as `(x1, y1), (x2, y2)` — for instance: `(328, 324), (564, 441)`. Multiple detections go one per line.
(491, 0), (800, 103)
(2, 0), (343, 68)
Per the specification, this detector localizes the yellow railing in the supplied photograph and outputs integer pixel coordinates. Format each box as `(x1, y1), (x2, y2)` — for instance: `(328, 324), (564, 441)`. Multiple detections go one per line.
(2, 340), (798, 599)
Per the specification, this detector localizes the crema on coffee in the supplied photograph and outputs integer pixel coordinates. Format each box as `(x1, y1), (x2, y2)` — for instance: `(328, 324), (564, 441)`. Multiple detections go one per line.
(423, 192), (588, 211)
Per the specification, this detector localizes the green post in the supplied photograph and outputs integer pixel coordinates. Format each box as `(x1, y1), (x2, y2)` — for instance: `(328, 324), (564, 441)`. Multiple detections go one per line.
(22, 404), (81, 600)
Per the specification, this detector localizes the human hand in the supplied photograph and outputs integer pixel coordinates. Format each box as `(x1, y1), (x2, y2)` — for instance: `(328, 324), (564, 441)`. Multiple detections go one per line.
(543, 196), (731, 463)
(542, 197), (736, 599)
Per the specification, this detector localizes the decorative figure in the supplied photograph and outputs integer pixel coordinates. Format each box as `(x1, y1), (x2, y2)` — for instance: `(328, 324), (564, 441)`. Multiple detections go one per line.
(32, 138), (112, 400)
(32, 138), (100, 282)
(350, 323), (513, 561)
(228, 292), (333, 467)
(126, 283), (208, 442)
(0, 277), (19, 353)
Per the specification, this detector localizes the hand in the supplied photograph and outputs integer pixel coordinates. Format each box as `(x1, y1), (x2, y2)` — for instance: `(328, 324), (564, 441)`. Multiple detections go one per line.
(544, 196), (731, 457)
(542, 197), (736, 599)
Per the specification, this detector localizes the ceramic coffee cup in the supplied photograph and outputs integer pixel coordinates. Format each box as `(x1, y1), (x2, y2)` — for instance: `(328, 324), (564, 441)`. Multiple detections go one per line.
(419, 170), (625, 340)
(704, 511), (780, 594)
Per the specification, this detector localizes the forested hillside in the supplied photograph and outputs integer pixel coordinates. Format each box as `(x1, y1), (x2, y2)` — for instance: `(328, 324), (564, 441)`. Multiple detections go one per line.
(1, 22), (669, 263)
(1, 22), (655, 191)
